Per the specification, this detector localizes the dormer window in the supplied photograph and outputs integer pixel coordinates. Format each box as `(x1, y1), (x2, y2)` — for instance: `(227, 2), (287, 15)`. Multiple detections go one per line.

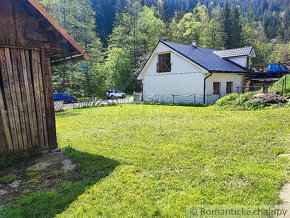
(157, 53), (171, 73)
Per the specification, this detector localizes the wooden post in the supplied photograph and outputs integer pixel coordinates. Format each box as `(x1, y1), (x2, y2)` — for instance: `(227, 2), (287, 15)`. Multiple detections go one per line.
(35, 50), (49, 148)
(285, 74), (288, 93)
(262, 82), (265, 94)
(41, 50), (57, 150)
(282, 78), (285, 96)
(31, 50), (45, 148)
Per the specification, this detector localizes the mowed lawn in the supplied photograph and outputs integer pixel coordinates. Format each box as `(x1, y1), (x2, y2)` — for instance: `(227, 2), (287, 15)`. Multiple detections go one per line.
(54, 104), (290, 217)
(5, 104), (290, 217)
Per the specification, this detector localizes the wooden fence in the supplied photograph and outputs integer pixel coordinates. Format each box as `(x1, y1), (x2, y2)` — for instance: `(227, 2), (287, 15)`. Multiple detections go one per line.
(54, 101), (64, 112)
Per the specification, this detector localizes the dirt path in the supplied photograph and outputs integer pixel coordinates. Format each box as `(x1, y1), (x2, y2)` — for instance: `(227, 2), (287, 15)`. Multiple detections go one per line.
(0, 151), (76, 206)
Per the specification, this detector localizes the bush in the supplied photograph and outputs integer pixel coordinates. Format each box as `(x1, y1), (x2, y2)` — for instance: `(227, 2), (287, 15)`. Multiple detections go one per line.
(0, 151), (37, 170)
(235, 92), (257, 105)
(243, 99), (264, 110)
(268, 75), (290, 96)
(216, 93), (239, 106)
(0, 174), (17, 184)
(215, 92), (265, 110)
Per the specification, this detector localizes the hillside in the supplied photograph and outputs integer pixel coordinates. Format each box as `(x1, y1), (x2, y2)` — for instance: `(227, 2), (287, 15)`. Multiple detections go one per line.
(38, 0), (289, 97)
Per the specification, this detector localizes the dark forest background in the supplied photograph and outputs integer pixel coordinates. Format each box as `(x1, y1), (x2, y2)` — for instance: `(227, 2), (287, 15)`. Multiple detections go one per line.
(39, 0), (290, 97)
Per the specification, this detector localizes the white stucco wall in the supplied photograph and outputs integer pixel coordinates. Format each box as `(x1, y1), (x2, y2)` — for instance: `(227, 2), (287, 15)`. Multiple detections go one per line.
(205, 73), (245, 104)
(228, 56), (248, 67)
(141, 43), (207, 103)
(140, 42), (245, 104)
(140, 43), (208, 77)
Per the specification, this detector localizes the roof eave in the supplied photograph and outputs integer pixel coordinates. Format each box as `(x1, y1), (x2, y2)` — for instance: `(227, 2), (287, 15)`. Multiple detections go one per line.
(28, 0), (88, 60)
(160, 40), (209, 71)
(208, 70), (248, 74)
(50, 54), (90, 66)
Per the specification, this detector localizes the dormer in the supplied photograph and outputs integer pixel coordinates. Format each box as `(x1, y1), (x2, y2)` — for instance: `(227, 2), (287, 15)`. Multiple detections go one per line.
(214, 47), (256, 68)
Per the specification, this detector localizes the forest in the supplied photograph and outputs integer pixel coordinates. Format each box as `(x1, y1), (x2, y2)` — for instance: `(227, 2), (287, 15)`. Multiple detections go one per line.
(38, 0), (290, 98)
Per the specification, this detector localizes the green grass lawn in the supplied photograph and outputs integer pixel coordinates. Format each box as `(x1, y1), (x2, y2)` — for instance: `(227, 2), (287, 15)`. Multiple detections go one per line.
(5, 104), (290, 217)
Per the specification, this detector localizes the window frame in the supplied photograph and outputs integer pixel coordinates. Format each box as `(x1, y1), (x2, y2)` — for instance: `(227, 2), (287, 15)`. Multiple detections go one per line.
(226, 82), (233, 94)
(213, 82), (221, 95)
(157, 53), (171, 73)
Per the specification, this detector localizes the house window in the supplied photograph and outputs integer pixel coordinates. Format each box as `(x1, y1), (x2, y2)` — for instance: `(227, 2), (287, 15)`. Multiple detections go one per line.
(157, 53), (171, 73)
(213, 82), (221, 95)
(226, 82), (233, 93)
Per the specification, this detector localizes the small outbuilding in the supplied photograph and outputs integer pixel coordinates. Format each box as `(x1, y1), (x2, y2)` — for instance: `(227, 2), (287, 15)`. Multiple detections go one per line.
(0, 0), (89, 152)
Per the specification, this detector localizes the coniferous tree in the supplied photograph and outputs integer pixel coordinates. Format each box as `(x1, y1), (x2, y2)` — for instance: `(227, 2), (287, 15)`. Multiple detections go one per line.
(160, 0), (171, 23)
(281, 10), (290, 42)
(38, 0), (290, 96)
(230, 6), (242, 48)
(108, 4), (165, 92)
(221, 2), (232, 48)
(263, 13), (282, 39)
(200, 19), (224, 49)
(39, 0), (103, 97)
(174, 2), (184, 22)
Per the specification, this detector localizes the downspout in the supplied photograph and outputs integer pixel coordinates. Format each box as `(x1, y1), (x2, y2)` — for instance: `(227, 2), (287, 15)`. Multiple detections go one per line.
(203, 72), (213, 104)
(141, 81), (144, 102)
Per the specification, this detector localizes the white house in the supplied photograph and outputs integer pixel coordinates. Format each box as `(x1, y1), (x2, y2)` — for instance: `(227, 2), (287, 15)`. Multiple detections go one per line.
(137, 40), (256, 104)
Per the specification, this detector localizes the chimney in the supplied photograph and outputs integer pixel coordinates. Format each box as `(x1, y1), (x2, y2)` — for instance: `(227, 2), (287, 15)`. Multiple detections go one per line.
(192, 40), (197, 47)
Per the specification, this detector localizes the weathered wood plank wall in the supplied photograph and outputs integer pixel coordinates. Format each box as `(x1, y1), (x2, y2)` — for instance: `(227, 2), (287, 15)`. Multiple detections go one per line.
(0, 48), (57, 152)
(0, 0), (58, 152)
(0, 0), (49, 49)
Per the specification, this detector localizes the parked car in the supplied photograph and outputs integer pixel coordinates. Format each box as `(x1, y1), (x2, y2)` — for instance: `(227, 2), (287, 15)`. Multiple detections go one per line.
(54, 93), (77, 103)
(106, 90), (126, 99)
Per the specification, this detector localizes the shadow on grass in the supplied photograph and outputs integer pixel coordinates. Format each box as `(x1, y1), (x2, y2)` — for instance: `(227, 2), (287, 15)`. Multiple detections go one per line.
(54, 110), (81, 118)
(4, 147), (119, 217)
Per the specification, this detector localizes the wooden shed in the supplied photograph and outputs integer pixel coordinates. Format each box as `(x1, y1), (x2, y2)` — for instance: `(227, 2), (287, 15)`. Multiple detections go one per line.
(0, 0), (89, 153)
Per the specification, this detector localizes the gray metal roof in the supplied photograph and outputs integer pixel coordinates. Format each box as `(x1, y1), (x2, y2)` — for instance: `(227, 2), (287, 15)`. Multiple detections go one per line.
(160, 40), (248, 73)
(213, 46), (253, 58)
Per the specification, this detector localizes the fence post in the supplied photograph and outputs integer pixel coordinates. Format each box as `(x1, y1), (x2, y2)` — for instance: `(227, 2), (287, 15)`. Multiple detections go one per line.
(282, 77), (285, 96)
(173, 95), (175, 104)
(285, 74), (287, 93)
(194, 94), (196, 104)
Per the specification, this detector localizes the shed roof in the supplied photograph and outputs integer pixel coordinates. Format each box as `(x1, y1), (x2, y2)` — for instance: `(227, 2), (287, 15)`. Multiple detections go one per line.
(160, 40), (248, 73)
(24, 0), (89, 62)
(213, 46), (254, 58)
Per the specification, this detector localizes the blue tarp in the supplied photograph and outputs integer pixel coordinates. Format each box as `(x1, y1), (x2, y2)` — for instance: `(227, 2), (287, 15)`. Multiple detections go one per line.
(267, 64), (287, 73)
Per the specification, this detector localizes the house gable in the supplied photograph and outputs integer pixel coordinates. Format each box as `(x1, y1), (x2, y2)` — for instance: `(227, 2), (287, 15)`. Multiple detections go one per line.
(226, 49), (256, 68)
(214, 46), (256, 68)
(138, 42), (208, 80)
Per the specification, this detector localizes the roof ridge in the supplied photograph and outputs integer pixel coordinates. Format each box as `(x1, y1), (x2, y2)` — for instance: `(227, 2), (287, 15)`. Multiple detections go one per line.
(216, 46), (253, 53)
(159, 40), (248, 73)
(161, 40), (193, 47)
(161, 40), (217, 51)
